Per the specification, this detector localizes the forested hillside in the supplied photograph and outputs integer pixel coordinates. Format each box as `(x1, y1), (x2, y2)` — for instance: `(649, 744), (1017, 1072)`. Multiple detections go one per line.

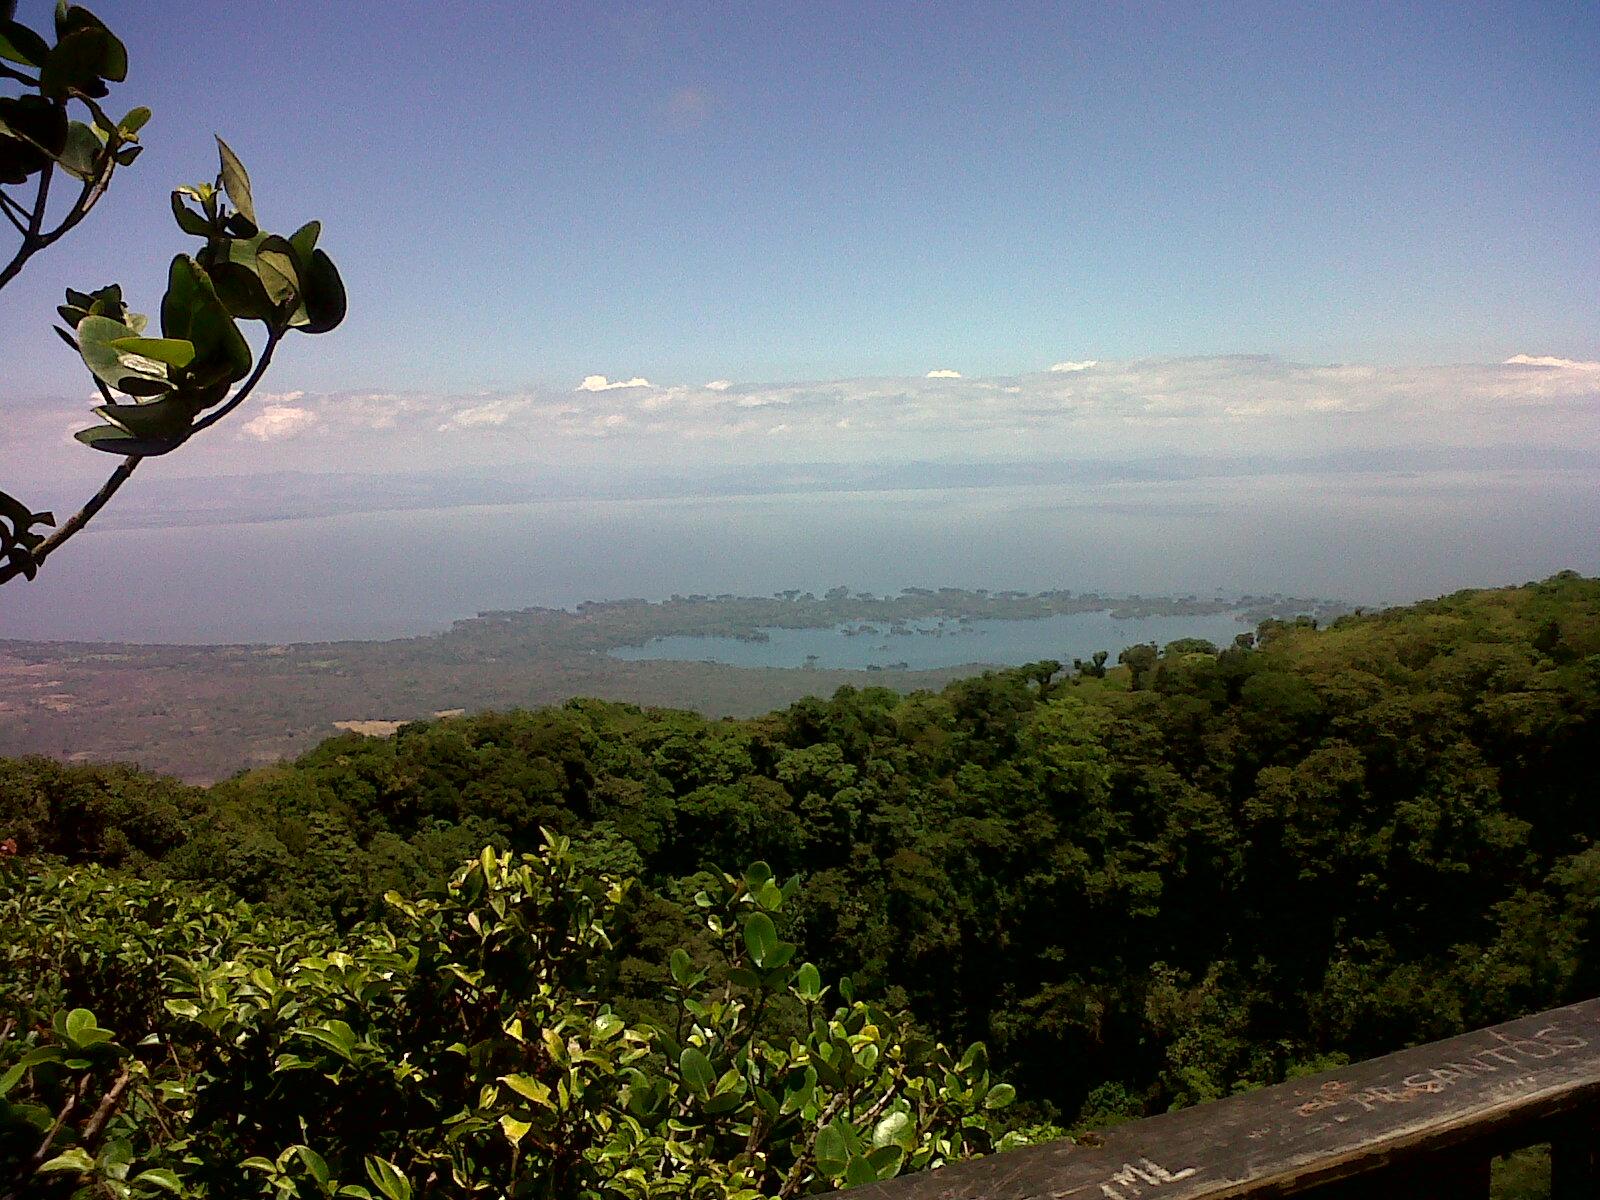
(3, 573), (1598, 1194)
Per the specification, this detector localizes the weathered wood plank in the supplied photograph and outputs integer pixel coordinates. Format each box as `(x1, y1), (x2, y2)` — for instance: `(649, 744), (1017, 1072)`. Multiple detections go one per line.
(848, 999), (1600, 1200)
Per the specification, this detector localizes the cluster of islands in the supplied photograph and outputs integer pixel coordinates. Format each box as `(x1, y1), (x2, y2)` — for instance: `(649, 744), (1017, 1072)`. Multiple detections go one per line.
(0, 586), (1345, 781)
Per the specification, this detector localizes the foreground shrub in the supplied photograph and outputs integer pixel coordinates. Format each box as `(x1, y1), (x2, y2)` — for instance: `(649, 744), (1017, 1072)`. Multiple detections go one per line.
(0, 838), (1036, 1198)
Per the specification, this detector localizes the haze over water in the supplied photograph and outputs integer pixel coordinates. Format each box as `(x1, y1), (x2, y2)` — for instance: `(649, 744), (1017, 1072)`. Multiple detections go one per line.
(1, 465), (1593, 645)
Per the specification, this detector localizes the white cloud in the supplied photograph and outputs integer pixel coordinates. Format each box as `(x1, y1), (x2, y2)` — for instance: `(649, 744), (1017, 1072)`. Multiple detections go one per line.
(440, 397), (529, 430)
(703, 379), (732, 391)
(22, 355), (1593, 485)
(925, 368), (962, 379)
(241, 406), (319, 441)
(1050, 360), (1098, 372)
(1504, 354), (1600, 371)
(577, 375), (653, 392)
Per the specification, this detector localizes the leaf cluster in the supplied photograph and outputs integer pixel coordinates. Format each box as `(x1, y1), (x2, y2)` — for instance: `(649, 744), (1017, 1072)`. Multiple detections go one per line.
(64, 140), (345, 458)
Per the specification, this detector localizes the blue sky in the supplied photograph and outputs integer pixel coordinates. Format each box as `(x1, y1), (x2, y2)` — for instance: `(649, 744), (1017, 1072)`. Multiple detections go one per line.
(1, 0), (1597, 476)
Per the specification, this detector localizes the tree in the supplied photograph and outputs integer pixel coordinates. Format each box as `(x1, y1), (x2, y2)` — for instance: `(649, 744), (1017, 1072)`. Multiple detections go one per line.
(0, 1), (344, 586)
(1116, 642), (1158, 690)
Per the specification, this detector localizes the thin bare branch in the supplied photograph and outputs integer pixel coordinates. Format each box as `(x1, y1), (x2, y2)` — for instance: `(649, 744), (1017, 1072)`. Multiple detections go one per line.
(25, 160), (50, 237)
(0, 190), (28, 233)
(0, 132), (122, 291)
(0, 456), (141, 586)
(77, 1066), (134, 1151)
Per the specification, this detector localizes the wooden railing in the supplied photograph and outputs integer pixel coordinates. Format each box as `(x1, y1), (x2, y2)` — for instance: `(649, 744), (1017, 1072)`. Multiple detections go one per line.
(849, 998), (1600, 1199)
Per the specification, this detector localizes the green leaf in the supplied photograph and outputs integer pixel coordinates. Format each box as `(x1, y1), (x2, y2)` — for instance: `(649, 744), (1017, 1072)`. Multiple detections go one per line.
(0, 18), (48, 67)
(171, 192), (209, 236)
(215, 136), (255, 224)
(679, 1047), (715, 1098)
(289, 219), (321, 261)
(499, 1114), (532, 1145)
(0, 1063), (25, 1097)
(844, 1155), (880, 1187)
(703, 1090), (745, 1114)
(294, 247), (346, 334)
(864, 1145), (906, 1181)
(118, 105), (150, 135)
(779, 1067), (815, 1115)
(0, 94), (69, 179)
(872, 1110), (915, 1151)
(131, 1168), (184, 1194)
(293, 1020), (357, 1061)
(207, 259), (274, 322)
(108, 336), (194, 368)
(160, 255), (251, 382)
(814, 1125), (849, 1178)
(55, 119), (99, 180)
(500, 1073), (553, 1107)
(75, 314), (164, 392)
(38, 25), (126, 99)
(254, 234), (299, 307)
(669, 947), (695, 988)
(75, 424), (182, 456)
(63, 1007), (98, 1045)
(984, 1082), (1016, 1109)
(743, 911), (779, 968)
(95, 398), (195, 440)
(794, 962), (823, 1001)
(744, 861), (773, 887)
(38, 1148), (95, 1173)
(364, 1156), (411, 1200)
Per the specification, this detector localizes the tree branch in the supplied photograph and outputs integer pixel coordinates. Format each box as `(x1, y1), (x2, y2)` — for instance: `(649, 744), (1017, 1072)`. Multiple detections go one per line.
(77, 1066), (134, 1152)
(0, 127), (122, 292)
(775, 1091), (851, 1200)
(0, 457), (140, 587)
(25, 161), (50, 237)
(0, 190), (28, 234)
(188, 330), (283, 435)
(0, 326), (284, 585)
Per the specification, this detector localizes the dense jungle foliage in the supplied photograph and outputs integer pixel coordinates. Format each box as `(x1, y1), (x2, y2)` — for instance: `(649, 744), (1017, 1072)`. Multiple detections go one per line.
(3, 572), (1599, 1195)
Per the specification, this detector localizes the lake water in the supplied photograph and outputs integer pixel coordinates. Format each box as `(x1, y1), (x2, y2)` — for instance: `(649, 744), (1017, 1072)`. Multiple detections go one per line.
(1, 467), (1595, 644)
(610, 611), (1254, 671)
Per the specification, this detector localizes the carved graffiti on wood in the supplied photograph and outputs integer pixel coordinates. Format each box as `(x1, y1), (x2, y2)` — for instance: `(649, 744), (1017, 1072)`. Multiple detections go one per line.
(1292, 1024), (1586, 1120)
(1094, 1157), (1198, 1199)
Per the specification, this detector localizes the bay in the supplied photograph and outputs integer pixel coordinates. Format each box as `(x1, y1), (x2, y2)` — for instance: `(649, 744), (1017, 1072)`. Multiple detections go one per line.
(610, 611), (1255, 671)
(0, 467), (1594, 644)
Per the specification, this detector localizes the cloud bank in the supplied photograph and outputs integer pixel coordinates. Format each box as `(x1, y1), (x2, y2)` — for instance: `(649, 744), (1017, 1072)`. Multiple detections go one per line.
(7, 354), (1597, 485)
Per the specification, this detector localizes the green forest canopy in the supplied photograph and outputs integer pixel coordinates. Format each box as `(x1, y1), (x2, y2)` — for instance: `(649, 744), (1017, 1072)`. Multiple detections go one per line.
(3, 572), (1598, 1195)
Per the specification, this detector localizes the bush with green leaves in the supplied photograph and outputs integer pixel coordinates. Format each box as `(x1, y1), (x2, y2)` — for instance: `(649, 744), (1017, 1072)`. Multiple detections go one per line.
(0, 837), (1036, 1198)
(0, 1), (344, 585)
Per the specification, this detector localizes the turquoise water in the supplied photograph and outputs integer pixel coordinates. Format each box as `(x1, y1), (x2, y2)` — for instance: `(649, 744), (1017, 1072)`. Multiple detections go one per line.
(609, 610), (1253, 671)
